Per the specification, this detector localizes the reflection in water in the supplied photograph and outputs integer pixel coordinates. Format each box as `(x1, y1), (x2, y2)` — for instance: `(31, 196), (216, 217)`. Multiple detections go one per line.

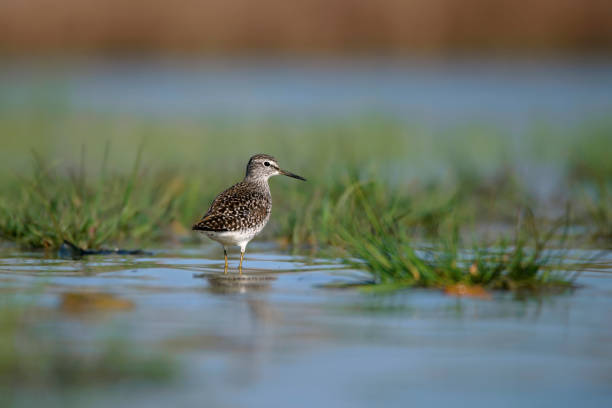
(59, 291), (134, 314)
(198, 274), (286, 388)
(248, 299), (283, 325)
(202, 274), (277, 294)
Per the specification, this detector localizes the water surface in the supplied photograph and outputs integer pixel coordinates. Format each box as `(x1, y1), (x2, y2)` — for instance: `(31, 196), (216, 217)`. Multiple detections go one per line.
(1, 244), (611, 407)
(2, 58), (612, 126)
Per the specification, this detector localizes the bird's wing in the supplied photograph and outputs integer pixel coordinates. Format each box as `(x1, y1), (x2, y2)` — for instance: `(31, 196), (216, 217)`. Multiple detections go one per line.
(192, 213), (232, 232)
(192, 183), (270, 232)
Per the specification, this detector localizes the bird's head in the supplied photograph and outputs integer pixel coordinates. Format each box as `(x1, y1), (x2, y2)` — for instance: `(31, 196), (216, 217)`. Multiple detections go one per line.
(245, 154), (306, 182)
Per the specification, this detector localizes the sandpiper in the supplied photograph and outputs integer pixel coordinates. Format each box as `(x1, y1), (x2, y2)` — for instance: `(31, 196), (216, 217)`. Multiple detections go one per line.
(192, 154), (306, 274)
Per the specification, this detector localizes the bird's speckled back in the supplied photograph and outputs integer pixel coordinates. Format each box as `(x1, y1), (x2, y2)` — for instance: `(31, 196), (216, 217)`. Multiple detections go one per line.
(192, 180), (272, 232)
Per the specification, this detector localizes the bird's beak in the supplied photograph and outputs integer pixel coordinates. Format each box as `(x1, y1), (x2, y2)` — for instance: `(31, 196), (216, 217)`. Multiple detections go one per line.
(279, 168), (306, 181)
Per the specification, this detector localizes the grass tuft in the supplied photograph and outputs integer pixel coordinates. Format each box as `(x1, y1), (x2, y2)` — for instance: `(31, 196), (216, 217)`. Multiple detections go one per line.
(334, 182), (581, 293)
(0, 152), (190, 249)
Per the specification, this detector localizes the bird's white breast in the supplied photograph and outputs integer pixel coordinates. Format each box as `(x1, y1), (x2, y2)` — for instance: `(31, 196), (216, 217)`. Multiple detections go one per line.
(202, 228), (261, 250)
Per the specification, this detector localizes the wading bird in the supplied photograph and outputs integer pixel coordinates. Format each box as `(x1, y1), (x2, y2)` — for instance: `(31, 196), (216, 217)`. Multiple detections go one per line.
(193, 154), (306, 274)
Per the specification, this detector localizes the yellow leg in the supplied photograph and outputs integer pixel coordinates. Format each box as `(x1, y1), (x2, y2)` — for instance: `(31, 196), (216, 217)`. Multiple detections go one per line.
(223, 249), (228, 275)
(239, 251), (245, 275)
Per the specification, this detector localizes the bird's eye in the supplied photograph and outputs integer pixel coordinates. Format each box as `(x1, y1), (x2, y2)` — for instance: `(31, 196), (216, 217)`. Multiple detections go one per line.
(264, 162), (270, 167)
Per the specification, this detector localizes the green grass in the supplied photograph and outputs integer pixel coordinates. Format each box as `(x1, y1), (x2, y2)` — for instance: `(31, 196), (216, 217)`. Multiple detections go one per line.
(333, 182), (580, 292)
(0, 148), (200, 249)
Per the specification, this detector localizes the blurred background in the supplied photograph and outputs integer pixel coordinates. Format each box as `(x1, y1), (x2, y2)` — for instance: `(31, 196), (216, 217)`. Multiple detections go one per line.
(1, 0), (612, 55)
(1, 0), (611, 174)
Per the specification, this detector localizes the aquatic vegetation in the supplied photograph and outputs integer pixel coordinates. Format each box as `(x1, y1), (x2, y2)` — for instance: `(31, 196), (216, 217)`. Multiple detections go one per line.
(273, 173), (462, 251)
(0, 149), (190, 249)
(334, 182), (580, 292)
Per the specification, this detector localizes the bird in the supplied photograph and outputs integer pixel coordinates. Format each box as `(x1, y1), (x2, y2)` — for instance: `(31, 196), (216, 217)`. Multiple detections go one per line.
(192, 154), (306, 275)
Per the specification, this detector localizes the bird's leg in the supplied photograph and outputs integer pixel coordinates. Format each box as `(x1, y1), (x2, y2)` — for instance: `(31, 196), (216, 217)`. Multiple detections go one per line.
(223, 248), (228, 274)
(239, 251), (245, 275)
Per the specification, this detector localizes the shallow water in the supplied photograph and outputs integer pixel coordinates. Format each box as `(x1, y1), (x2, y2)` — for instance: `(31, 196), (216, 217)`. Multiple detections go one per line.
(1, 243), (612, 407)
(2, 58), (612, 126)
